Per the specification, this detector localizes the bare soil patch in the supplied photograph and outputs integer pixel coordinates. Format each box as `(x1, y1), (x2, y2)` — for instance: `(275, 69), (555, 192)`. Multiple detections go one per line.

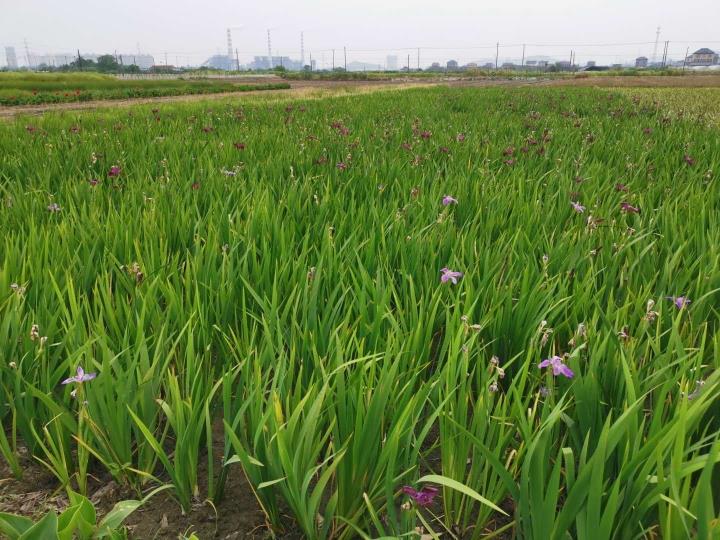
(0, 421), (279, 539)
(542, 74), (720, 88)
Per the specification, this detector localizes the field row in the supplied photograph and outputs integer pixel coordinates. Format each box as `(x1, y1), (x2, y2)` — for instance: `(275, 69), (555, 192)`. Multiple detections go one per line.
(0, 73), (290, 106)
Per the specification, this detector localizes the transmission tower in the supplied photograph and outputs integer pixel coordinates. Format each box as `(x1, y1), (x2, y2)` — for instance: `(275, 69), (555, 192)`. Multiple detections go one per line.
(652, 27), (661, 64)
(300, 32), (305, 66)
(226, 29), (234, 69)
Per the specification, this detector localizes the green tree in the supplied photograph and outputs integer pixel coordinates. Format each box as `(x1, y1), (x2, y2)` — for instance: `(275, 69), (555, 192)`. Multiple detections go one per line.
(70, 55), (96, 71)
(96, 54), (120, 72)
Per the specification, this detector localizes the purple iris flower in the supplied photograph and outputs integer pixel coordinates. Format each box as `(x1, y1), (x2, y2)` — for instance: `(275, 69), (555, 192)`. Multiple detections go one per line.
(442, 195), (458, 206)
(667, 296), (691, 309)
(108, 166), (121, 177)
(571, 201), (585, 213)
(538, 355), (574, 379)
(401, 485), (439, 507)
(440, 267), (463, 284)
(61, 366), (97, 385)
(620, 202), (640, 214)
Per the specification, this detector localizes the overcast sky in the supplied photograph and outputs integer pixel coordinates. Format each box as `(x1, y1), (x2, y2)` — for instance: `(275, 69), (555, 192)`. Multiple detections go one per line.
(2, 0), (719, 67)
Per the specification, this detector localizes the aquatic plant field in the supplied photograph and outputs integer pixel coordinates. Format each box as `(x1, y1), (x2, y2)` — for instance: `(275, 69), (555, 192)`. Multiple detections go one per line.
(0, 72), (289, 106)
(1, 86), (719, 539)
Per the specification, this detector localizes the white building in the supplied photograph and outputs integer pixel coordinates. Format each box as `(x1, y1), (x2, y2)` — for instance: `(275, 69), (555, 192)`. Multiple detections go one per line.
(119, 54), (155, 70)
(386, 55), (398, 71)
(4, 46), (18, 69)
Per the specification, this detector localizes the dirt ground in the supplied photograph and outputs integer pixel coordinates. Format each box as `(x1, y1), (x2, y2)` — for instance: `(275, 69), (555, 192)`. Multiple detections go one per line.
(0, 421), (294, 539)
(542, 74), (720, 87)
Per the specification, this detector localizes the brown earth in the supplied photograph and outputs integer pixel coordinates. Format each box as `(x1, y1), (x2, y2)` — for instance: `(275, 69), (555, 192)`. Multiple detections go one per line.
(0, 421), (294, 539)
(542, 74), (720, 88)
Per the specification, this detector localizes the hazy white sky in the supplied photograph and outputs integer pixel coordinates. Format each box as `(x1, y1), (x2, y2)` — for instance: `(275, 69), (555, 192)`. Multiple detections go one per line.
(2, 0), (719, 67)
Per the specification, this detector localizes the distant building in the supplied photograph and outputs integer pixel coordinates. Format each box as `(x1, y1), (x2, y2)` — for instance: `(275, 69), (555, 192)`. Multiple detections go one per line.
(5, 46), (18, 69)
(386, 55), (398, 70)
(32, 52), (100, 67)
(464, 62), (478, 69)
(501, 62), (515, 69)
(427, 62), (443, 72)
(527, 60), (549, 68)
(120, 54), (154, 70)
(635, 56), (648, 68)
(483, 62), (495, 69)
(686, 48), (719, 66)
(346, 61), (382, 71)
(446, 59), (459, 70)
(204, 55), (233, 70)
(555, 60), (572, 70)
(248, 55), (303, 70)
(586, 60), (596, 68)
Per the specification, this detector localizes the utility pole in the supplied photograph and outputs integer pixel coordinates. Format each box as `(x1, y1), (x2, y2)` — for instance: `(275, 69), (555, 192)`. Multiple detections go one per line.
(332, 49), (335, 70)
(407, 53), (410, 72)
(77, 49), (82, 71)
(344, 46), (347, 71)
(267, 29), (272, 69)
(495, 42), (499, 69)
(521, 44), (526, 68)
(235, 48), (240, 71)
(660, 41), (665, 68)
(417, 47), (420, 70)
(662, 40), (669, 68)
(682, 46), (689, 72)
(309, 52), (313, 71)
(164, 52), (168, 66)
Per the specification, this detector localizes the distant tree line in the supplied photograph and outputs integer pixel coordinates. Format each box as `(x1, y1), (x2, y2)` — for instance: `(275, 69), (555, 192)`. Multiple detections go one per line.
(0, 54), (144, 74)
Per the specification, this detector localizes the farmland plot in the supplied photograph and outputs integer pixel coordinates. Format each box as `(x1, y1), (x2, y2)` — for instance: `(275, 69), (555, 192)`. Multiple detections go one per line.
(1, 87), (719, 539)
